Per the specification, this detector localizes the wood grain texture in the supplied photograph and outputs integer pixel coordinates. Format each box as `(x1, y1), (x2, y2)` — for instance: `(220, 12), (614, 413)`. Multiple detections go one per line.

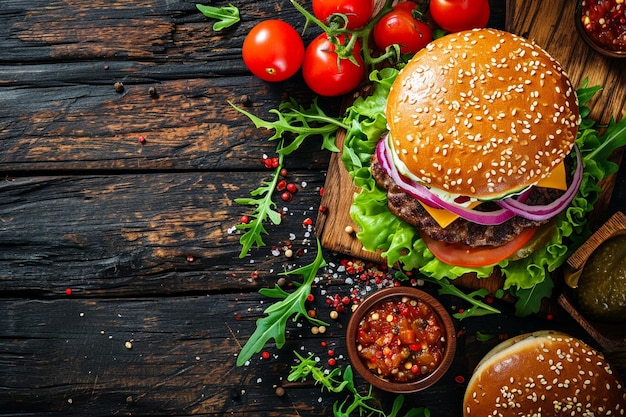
(0, 170), (327, 296)
(0, 0), (335, 172)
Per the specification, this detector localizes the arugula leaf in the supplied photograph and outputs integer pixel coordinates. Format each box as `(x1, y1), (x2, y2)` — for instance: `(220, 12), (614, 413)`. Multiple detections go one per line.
(576, 78), (602, 108)
(236, 239), (328, 366)
(231, 98), (350, 257)
(475, 331), (496, 342)
(234, 147), (284, 258)
(196, 3), (240, 31)
(289, 351), (348, 392)
(510, 276), (554, 317)
(289, 353), (430, 417)
(396, 272), (501, 319)
(230, 98), (348, 155)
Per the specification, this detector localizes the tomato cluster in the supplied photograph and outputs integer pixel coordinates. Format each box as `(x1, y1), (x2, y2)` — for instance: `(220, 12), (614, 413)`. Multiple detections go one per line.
(241, 0), (490, 96)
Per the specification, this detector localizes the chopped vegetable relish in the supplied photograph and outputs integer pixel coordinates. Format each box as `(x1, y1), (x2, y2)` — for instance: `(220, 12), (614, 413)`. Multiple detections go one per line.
(355, 296), (446, 383)
(580, 0), (626, 52)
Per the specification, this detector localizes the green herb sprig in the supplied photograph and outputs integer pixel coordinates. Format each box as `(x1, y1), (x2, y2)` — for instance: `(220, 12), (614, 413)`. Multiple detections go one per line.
(196, 3), (240, 31)
(236, 239), (328, 366)
(289, 352), (430, 417)
(234, 144), (284, 258)
(231, 98), (345, 258)
(396, 272), (501, 320)
(230, 98), (346, 155)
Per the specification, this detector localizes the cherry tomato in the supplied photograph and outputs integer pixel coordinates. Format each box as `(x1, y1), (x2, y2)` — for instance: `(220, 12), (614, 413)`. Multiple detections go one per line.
(429, 0), (490, 33)
(373, 2), (433, 54)
(302, 33), (365, 97)
(242, 20), (304, 82)
(312, 0), (374, 30)
(420, 227), (538, 268)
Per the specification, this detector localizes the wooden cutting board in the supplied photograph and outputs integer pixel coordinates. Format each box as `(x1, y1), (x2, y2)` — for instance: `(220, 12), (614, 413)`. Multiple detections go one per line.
(315, 0), (626, 291)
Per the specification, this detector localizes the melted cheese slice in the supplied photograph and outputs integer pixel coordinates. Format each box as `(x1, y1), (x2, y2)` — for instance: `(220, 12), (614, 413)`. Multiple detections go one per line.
(420, 160), (568, 228)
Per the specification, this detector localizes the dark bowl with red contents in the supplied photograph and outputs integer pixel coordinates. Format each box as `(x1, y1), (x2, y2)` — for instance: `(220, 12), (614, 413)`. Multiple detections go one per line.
(576, 0), (626, 58)
(345, 287), (456, 393)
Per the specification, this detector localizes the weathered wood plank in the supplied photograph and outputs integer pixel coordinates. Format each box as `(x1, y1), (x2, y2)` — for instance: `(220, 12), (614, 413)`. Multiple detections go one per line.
(3, 289), (607, 416)
(0, 0), (309, 64)
(0, 170), (327, 295)
(0, 293), (344, 416)
(0, 74), (336, 172)
(0, 0), (339, 172)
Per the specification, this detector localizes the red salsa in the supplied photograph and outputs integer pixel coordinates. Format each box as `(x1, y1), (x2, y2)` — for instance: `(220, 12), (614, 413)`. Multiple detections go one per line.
(355, 296), (446, 383)
(580, 0), (626, 52)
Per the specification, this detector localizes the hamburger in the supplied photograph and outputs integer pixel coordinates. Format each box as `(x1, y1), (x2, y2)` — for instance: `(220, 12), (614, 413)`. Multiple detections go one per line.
(463, 331), (626, 416)
(374, 28), (581, 267)
(347, 28), (588, 306)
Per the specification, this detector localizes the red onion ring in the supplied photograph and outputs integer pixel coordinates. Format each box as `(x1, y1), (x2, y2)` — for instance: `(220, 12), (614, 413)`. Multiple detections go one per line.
(376, 138), (516, 225)
(497, 145), (582, 220)
(375, 137), (580, 225)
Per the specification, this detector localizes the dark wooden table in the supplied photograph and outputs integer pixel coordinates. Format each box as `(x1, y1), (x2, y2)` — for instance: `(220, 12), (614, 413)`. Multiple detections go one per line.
(1, 1), (624, 416)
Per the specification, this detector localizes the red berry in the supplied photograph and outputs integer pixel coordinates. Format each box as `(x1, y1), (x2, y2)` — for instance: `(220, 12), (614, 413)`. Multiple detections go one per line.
(276, 180), (287, 191)
(261, 351), (270, 359)
(327, 358), (336, 366)
(286, 183), (297, 194)
(280, 192), (292, 202)
(306, 293), (315, 302)
(240, 215), (250, 224)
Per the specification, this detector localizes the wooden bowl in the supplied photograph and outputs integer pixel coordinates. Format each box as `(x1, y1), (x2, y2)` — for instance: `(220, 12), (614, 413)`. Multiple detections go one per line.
(345, 287), (456, 393)
(559, 211), (626, 352)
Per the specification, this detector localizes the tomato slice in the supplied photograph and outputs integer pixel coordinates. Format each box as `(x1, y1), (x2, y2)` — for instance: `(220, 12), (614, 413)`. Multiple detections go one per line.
(420, 227), (538, 268)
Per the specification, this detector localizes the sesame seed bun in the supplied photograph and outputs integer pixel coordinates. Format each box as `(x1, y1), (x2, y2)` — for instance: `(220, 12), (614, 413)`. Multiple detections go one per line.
(463, 330), (626, 416)
(386, 29), (580, 199)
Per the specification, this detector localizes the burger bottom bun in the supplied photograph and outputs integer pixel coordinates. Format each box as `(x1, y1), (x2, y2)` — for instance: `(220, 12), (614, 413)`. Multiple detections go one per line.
(463, 330), (626, 416)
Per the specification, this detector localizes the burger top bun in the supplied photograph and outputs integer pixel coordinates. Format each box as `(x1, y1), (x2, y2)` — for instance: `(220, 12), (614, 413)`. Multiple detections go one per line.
(463, 330), (626, 417)
(386, 29), (580, 199)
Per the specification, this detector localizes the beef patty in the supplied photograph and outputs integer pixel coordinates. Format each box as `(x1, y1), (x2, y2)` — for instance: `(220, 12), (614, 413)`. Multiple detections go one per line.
(370, 153), (567, 247)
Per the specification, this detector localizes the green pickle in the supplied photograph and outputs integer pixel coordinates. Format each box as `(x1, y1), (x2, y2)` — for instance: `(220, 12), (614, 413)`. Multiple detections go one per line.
(574, 235), (626, 322)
